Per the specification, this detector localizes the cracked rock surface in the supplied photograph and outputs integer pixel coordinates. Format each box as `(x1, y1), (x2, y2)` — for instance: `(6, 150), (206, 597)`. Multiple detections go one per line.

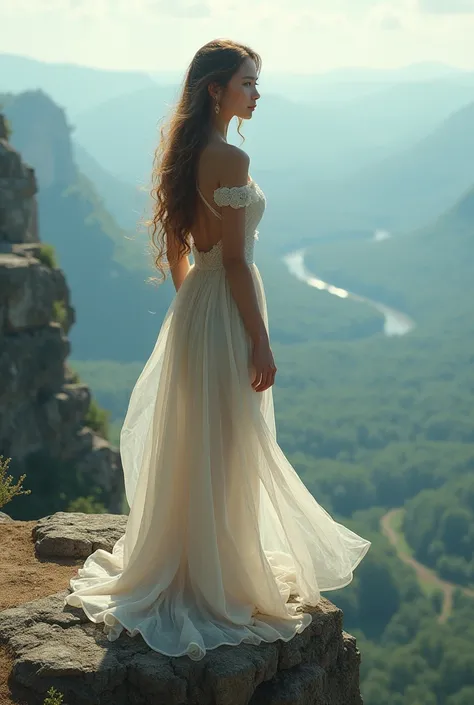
(33, 511), (128, 558)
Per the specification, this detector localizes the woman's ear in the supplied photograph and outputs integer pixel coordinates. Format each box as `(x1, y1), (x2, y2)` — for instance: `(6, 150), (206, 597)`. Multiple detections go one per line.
(208, 81), (220, 100)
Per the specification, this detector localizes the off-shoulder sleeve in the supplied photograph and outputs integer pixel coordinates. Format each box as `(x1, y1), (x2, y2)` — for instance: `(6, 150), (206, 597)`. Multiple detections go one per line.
(213, 184), (253, 209)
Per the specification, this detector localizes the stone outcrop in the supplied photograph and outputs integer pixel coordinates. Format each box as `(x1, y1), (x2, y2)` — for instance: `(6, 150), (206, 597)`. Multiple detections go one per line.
(0, 512), (363, 705)
(3, 90), (77, 192)
(0, 113), (124, 517)
(33, 510), (128, 558)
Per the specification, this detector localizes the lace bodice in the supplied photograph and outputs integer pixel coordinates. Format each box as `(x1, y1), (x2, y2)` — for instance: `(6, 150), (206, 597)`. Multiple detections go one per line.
(191, 180), (266, 271)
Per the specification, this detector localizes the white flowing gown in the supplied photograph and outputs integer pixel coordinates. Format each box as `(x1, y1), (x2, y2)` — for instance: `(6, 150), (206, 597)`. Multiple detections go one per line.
(64, 177), (371, 660)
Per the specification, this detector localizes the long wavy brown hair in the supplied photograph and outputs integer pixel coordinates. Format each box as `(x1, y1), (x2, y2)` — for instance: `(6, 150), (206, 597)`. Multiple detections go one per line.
(146, 39), (262, 285)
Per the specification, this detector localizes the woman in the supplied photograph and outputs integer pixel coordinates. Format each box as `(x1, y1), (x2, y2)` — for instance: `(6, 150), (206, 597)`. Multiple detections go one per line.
(64, 38), (370, 661)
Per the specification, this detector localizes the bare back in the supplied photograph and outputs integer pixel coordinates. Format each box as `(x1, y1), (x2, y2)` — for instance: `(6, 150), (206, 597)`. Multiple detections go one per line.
(192, 141), (250, 254)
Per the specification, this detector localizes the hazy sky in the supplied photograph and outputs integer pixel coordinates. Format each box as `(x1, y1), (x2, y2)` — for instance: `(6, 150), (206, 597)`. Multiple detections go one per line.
(1, 0), (474, 74)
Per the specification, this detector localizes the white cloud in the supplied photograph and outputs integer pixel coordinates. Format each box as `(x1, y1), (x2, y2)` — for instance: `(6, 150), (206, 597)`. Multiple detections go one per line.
(419, 0), (474, 11)
(379, 14), (403, 29)
(1, 0), (474, 72)
(367, 2), (406, 30)
(140, 0), (212, 18)
(3, 0), (213, 17)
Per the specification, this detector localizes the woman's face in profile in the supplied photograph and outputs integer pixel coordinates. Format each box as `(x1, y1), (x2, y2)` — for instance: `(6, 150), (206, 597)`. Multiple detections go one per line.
(222, 57), (260, 120)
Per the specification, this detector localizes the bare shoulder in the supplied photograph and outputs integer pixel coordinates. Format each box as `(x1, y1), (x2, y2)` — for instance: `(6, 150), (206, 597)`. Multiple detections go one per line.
(216, 143), (249, 169)
(217, 144), (250, 185)
(198, 142), (250, 188)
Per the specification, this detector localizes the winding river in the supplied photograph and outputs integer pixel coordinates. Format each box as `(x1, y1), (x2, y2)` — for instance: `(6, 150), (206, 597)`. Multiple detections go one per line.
(282, 248), (415, 337)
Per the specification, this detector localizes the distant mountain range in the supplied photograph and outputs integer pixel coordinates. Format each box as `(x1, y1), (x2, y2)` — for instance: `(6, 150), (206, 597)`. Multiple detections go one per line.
(0, 52), (161, 115)
(2, 52), (474, 244)
(325, 99), (474, 233)
(72, 142), (148, 232)
(2, 51), (474, 187)
(52, 91), (474, 257)
(1, 52), (471, 109)
(71, 77), (474, 187)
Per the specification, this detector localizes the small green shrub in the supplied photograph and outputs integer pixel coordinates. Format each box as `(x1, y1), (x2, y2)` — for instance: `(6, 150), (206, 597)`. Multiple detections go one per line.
(43, 685), (64, 704)
(37, 243), (58, 268)
(2, 117), (12, 140)
(52, 299), (68, 330)
(68, 366), (81, 383)
(66, 494), (107, 514)
(85, 398), (110, 440)
(0, 455), (31, 510)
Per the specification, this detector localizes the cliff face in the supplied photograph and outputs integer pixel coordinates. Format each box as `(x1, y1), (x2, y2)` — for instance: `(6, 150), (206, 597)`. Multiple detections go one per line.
(3, 89), (168, 364)
(0, 113), (124, 519)
(2, 90), (76, 191)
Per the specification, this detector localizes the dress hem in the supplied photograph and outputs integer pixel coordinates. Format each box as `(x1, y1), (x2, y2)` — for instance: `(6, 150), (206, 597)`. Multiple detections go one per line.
(63, 539), (370, 661)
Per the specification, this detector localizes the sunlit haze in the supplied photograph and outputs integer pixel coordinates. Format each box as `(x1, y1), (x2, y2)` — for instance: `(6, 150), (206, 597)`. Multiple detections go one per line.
(1, 0), (474, 75)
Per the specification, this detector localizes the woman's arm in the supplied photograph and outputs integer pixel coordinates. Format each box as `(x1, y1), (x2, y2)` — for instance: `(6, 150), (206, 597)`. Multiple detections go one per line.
(167, 235), (191, 292)
(219, 146), (268, 346)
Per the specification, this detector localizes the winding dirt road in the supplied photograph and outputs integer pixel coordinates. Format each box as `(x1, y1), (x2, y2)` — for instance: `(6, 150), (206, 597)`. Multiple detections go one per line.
(380, 508), (474, 623)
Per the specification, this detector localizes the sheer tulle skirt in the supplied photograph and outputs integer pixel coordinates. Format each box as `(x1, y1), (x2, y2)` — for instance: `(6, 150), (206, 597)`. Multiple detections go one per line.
(64, 262), (370, 660)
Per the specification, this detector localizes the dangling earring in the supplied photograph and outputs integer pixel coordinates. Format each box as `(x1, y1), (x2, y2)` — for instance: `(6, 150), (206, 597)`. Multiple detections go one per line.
(214, 97), (220, 115)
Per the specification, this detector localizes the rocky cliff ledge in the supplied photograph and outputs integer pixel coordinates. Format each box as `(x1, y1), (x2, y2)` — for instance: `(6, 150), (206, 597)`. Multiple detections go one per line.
(0, 113), (123, 517)
(0, 512), (363, 705)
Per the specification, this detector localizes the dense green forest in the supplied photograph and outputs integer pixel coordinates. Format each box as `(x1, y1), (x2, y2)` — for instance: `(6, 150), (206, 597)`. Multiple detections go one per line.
(282, 180), (474, 703)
